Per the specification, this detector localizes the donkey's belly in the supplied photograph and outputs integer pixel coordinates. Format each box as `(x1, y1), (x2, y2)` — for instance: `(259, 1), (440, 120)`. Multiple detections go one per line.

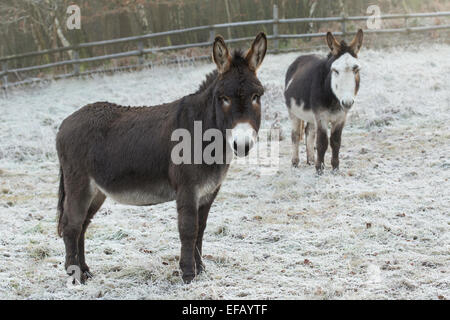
(91, 179), (176, 206)
(289, 98), (315, 123)
(105, 189), (176, 206)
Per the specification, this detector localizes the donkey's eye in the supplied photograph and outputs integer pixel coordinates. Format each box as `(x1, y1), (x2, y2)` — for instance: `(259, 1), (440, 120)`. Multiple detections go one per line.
(220, 96), (231, 108)
(353, 66), (360, 73)
(332, 68), (339, 75)
(252, 94), (260, 104)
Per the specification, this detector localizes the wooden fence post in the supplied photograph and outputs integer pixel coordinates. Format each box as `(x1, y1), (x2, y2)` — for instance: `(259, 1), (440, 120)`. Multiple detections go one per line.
(405, 16), (410, 35)
(73, 51), (80, 76)
(2, 61), (8, 97)
(273, 4), (279, 53)
(341, 13), (347, 38)
(137, 40), (144, 67)
(209, 27), (215, 43)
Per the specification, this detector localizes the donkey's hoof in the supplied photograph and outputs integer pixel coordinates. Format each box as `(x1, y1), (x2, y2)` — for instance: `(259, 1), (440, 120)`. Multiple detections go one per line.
(315, 162), (325, 175)
(78, 271), (94, 284)
(292, 158), (300, 168)
(182, 273), (195, 284)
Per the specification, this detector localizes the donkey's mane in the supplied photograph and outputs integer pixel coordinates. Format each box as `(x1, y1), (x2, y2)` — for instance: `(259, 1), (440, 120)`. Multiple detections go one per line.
(197, 70), (219, 93)
(229, 49), (247, 67)
(196, 50), (248, 93)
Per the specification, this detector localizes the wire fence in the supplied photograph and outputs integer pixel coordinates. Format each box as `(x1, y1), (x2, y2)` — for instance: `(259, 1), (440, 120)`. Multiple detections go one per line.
(1, 5), (449, 92)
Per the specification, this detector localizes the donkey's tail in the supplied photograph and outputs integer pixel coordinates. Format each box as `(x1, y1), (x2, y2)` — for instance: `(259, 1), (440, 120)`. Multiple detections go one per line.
(57, 167), (65, 237)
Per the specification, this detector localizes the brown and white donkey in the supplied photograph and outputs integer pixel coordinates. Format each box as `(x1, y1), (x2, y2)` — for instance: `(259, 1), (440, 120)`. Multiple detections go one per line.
(284, 30), (364, 174)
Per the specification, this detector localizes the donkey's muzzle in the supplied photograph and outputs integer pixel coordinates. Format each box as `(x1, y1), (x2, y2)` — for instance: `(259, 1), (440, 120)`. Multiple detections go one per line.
(231, 122), (257, 157)
(341, 98), (354, 109)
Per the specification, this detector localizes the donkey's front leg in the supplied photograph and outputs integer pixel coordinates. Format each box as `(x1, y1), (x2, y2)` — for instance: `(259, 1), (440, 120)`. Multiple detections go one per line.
(315, 120), (328, 175)
(195, 187), (220, 275)
(176, 188), (198, 283)
(330, 121), (345, 172)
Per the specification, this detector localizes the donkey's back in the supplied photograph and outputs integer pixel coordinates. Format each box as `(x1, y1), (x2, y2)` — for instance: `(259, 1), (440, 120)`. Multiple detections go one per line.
(284, 54), (324, 98)
(57, 101), (176, 153)
(57, 101), (176, 166)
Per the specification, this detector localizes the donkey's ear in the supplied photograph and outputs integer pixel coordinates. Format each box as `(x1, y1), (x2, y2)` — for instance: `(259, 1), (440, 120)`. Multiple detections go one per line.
(245, 32), (267, 72)
(326, 32), (341, 55)
(349, 29), (364, 55)
(213, 35), (231, 74)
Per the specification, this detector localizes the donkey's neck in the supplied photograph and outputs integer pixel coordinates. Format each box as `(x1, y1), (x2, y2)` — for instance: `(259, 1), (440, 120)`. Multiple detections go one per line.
(176, 82), (217, 130)
(199, 86), (217, 128)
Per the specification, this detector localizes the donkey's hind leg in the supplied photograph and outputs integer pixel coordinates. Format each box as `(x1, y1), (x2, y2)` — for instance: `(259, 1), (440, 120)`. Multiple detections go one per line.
(61, 177), (95, 283)
(290, 114), (304, 167)
(78, 191), (106, 279)
(305, 122), (316, 165)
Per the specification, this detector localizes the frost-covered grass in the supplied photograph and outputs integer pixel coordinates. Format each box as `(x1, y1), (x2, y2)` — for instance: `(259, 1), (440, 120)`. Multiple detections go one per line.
(0, 43), (449, 299)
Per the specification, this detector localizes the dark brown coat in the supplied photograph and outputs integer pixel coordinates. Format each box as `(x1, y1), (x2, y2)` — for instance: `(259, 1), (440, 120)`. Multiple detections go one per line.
(56, 33), (267, 284)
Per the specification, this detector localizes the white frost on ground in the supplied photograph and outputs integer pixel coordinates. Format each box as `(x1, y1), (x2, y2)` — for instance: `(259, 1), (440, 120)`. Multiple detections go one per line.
(0, 44), (449, 299)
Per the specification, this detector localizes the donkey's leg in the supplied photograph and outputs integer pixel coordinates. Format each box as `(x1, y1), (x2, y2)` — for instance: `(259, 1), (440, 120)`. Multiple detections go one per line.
(305, 122), (316, 165)
(290, 115), (303, 167)
(314, 119), (328, 175)
(78, 191), (106, 278)
(195, 187), (220, 275)
(330, 120), (345, 172)
(176, 188), (198, 283)
(61, 179), (93, 281)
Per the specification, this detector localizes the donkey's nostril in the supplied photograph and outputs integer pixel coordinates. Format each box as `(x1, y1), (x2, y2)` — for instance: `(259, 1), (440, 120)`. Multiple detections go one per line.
(233, 137), (253, 157)
(244, 142), (250, 155)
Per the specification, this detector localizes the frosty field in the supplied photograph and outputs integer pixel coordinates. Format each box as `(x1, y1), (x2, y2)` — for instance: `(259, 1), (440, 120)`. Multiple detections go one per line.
(0, 43), (449, 299)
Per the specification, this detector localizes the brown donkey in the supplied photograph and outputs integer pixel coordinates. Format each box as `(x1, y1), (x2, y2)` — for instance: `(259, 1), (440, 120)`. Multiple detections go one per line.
(56, 33), (267, 283)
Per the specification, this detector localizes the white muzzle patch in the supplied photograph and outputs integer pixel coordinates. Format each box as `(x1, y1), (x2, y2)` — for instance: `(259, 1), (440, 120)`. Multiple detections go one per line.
(228, 122), (257, 157)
